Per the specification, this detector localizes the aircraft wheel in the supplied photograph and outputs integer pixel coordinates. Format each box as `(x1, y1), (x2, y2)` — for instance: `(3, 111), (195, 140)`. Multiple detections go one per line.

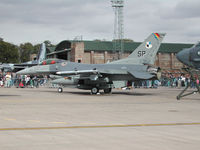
(176, 96), (180, 100)
(91, 87), (99, 95)
(58, 87), (63, 93)
(104, 88), (112, 94)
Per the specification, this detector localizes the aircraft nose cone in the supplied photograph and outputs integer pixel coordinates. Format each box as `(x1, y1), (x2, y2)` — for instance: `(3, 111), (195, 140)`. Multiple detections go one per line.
(176, 48), (190, 66)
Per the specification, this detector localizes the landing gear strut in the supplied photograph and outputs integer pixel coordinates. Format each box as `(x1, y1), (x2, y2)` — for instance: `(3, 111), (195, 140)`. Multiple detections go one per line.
(177, 68), (200, 100)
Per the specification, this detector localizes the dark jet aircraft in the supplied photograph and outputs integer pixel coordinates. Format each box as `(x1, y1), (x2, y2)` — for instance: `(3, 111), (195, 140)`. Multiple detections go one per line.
(177, 42), (200, 69)
(176, 42), (200, 100)
(17, 33), (165, 94)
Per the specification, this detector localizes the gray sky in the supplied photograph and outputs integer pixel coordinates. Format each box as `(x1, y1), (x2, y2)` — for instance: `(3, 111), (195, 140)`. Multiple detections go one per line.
(0, 0), (200, 45)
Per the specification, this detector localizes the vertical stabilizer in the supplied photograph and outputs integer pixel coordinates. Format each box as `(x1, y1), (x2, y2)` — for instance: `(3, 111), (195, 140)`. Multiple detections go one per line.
(37, 43), (46, 64)
(111, 33), (166, 64)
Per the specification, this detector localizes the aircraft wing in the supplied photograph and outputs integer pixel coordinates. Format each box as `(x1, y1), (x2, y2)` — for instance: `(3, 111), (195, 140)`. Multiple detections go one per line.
(98, 69), (128, 75)
(56, 69), (155, 80)
(56, 69), (128, 76)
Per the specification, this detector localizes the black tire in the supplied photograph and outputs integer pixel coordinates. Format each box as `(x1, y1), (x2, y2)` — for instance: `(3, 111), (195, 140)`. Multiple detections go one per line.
(104, 88), (112, 94)
(58, 87), (63, 93)
(91, 87), (99, 95)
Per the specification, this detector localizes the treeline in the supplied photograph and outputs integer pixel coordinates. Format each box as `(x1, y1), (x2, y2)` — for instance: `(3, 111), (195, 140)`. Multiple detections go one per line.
(0, 40), (19, 63)
(0, 40), (54, 63)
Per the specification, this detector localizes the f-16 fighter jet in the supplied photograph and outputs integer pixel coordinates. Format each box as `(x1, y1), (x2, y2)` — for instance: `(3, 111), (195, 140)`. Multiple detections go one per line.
(17, 33), (165, 94)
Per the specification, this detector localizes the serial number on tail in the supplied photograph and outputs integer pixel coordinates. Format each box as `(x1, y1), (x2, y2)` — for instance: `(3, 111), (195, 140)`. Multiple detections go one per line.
(138, 51), (146, 57)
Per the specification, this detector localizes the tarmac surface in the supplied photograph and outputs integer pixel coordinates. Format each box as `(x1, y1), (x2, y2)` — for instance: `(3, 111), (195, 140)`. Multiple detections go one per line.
(0, 86), (200, 150)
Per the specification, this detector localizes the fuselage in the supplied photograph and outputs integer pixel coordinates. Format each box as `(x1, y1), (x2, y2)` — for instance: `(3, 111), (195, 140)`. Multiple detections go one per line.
(43, 61), (152, 81)
(176, 43), (200, 69)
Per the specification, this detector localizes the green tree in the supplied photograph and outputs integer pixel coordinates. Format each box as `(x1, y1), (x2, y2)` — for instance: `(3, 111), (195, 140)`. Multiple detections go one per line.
(44, 40), (52, 46)
(19, 43), (34, 62)
(33, 44), (41, 55)
(0, 41), (19, 63)
(43, 40), (56, 47)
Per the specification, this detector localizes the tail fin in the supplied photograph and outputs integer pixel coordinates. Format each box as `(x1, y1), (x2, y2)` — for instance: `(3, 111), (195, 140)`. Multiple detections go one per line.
(111, 33), (166, 65)
(37, 43), (46, 64)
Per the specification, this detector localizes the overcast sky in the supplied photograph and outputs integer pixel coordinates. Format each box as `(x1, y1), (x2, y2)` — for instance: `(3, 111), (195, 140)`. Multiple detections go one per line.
(0, 0), (200, 45)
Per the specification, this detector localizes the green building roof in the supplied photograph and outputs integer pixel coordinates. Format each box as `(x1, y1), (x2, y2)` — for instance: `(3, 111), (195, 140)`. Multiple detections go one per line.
(158, 43), (193, 53)
(47, 40), (194, 54)
(83, 41), (193, 53)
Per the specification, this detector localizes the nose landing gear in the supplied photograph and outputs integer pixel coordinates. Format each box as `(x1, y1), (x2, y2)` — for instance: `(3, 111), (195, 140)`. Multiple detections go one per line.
(58, 87), (63, 93)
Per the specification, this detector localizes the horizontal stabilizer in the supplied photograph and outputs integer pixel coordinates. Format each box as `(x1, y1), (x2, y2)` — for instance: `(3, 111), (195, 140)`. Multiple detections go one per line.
(128, 71), (155, 80)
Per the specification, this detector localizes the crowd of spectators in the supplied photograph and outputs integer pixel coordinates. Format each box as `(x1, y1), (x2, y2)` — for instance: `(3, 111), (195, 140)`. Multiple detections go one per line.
(0, 72), (49, 88)
(124, 73), (200, 89)
(0, 72), (199, 89)
(160, 73), (200, 88)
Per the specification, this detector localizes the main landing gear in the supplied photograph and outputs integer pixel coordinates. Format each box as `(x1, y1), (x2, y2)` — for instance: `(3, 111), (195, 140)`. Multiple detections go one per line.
(90, 87), (112, 95)
(91, 87), (99, 95)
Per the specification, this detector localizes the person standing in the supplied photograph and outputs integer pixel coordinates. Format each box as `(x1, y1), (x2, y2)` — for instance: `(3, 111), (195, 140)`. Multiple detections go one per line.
(5, 72), (11, 88)
(196, 78), (199, 87)
(0, 74), (3, 87)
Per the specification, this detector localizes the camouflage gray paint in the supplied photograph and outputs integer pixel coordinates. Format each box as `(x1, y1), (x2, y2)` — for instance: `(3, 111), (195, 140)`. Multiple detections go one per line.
(17, 33), (165, 94)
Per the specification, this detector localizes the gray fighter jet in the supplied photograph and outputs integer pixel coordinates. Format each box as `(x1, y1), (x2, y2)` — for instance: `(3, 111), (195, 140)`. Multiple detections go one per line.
(17, 33), (165, 94)
(176, 42), (200, 100)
